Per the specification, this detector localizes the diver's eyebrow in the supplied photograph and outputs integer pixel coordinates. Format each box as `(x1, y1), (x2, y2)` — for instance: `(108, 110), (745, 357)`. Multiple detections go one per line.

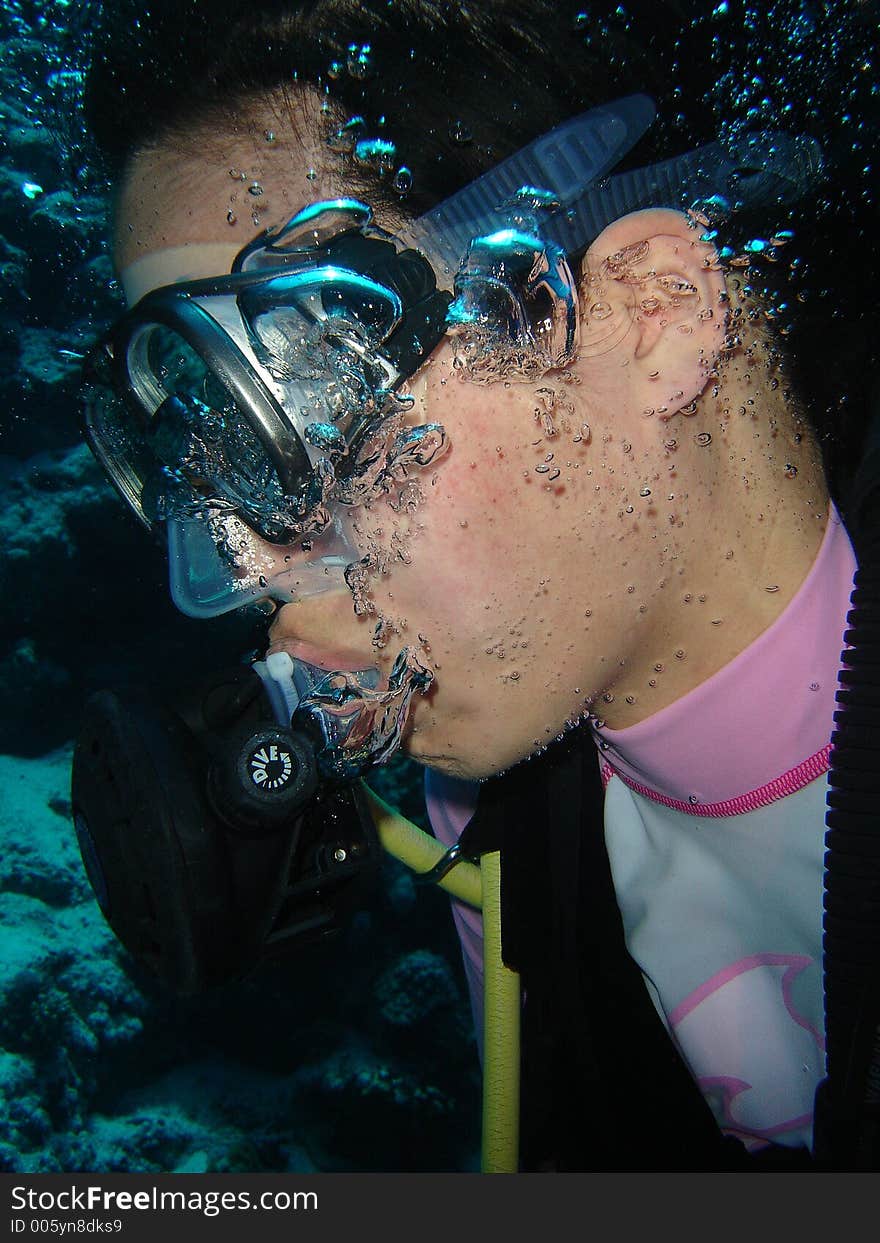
(119, 243), (243, 306)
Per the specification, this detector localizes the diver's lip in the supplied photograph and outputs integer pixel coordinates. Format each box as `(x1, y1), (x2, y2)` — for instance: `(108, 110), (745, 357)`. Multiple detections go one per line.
(265, 638), (376, 673)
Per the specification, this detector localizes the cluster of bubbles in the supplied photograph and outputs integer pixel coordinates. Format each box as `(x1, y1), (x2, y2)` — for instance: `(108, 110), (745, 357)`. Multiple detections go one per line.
(327, 42), (374, 83)
(446, 188), (580, 384)
(326, 114), (413, 197)
(294, 646), (433, 780)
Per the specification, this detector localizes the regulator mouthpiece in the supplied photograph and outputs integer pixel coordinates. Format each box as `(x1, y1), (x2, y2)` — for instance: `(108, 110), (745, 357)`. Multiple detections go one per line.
(293, 647), (433, 780)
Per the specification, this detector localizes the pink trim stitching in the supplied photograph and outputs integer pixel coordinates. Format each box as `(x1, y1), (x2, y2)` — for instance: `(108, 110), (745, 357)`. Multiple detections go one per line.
(599, 744), (831, 818)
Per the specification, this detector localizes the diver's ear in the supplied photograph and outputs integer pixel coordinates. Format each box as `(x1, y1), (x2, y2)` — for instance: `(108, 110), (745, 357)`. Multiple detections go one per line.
(577, 208), (728, 416)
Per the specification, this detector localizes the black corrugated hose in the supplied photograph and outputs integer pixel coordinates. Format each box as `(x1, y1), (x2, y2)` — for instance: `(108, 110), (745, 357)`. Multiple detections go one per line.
(814, 402), (880, 1171)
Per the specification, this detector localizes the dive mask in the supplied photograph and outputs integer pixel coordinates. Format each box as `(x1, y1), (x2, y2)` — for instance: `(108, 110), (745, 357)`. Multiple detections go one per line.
(82, 200), (452, 618)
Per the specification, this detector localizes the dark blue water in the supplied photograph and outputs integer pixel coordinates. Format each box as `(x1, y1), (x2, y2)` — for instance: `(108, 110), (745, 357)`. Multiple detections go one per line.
(0, 0), (876, 1172)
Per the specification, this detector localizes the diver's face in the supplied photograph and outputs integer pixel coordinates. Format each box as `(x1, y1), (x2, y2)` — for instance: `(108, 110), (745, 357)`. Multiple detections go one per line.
(114, 104), (728, 779)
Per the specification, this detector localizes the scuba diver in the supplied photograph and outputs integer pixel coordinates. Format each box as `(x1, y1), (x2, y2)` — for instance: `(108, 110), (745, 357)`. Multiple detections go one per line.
(73, 0), (880, 1171)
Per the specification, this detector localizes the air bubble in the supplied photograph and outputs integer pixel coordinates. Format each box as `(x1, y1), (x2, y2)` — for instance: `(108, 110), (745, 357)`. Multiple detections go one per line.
(639, 486), (652, 497)
(765, 584), (780, 593)
(393, 166), (413, 195)
(347, 43), (372, 79)
(449, 120), (473, 144)
(327, 115), (365, 153)
(695, 431), (712, 446)
(784, 463), (798, 479)
(590, 302), (613, 319)
(226, 210), (237, 225)
(809, 682), (820, 692)
(674, 649), (686, 660)
(248, 182), (264, 197)
(354, 138), (397, 168)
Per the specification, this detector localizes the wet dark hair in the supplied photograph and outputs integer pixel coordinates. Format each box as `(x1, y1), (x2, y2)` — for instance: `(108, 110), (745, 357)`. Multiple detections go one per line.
(86, 0), (879, 503)
(86, 0), (686, 210)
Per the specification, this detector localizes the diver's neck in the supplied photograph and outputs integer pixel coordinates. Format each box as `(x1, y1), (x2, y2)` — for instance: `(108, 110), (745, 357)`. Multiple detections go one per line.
(597, 405), (830, 730)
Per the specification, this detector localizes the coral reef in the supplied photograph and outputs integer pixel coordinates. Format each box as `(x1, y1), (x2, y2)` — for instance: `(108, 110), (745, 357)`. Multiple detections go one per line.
(0, 747), (479, 1173)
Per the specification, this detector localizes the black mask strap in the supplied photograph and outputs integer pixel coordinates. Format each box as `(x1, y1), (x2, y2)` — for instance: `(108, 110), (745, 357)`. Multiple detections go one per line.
(323, 232), (452, 379)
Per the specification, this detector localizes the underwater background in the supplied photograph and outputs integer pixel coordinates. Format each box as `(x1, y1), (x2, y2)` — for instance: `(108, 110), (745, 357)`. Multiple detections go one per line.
(0, 0), (877, 1173)
(0, 0), (481, 1173)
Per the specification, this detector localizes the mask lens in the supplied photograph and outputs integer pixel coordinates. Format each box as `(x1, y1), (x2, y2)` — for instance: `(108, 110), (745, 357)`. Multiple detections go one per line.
(135, 326), (294, 541)
(84, 325), (360, 620)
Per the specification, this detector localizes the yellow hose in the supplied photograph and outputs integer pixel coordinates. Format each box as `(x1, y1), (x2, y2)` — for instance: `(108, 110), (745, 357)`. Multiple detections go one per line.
(479, 850), (521, 1173)
(362, 784), (521, 1173)
(361, 784), (482, 908)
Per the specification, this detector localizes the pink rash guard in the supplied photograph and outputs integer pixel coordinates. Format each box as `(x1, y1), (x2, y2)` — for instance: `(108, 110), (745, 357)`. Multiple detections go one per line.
(425, 504), (856, 1154)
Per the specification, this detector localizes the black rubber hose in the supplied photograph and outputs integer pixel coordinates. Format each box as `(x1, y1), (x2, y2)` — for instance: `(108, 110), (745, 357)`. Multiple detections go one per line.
(818, 458), (880, 1168)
